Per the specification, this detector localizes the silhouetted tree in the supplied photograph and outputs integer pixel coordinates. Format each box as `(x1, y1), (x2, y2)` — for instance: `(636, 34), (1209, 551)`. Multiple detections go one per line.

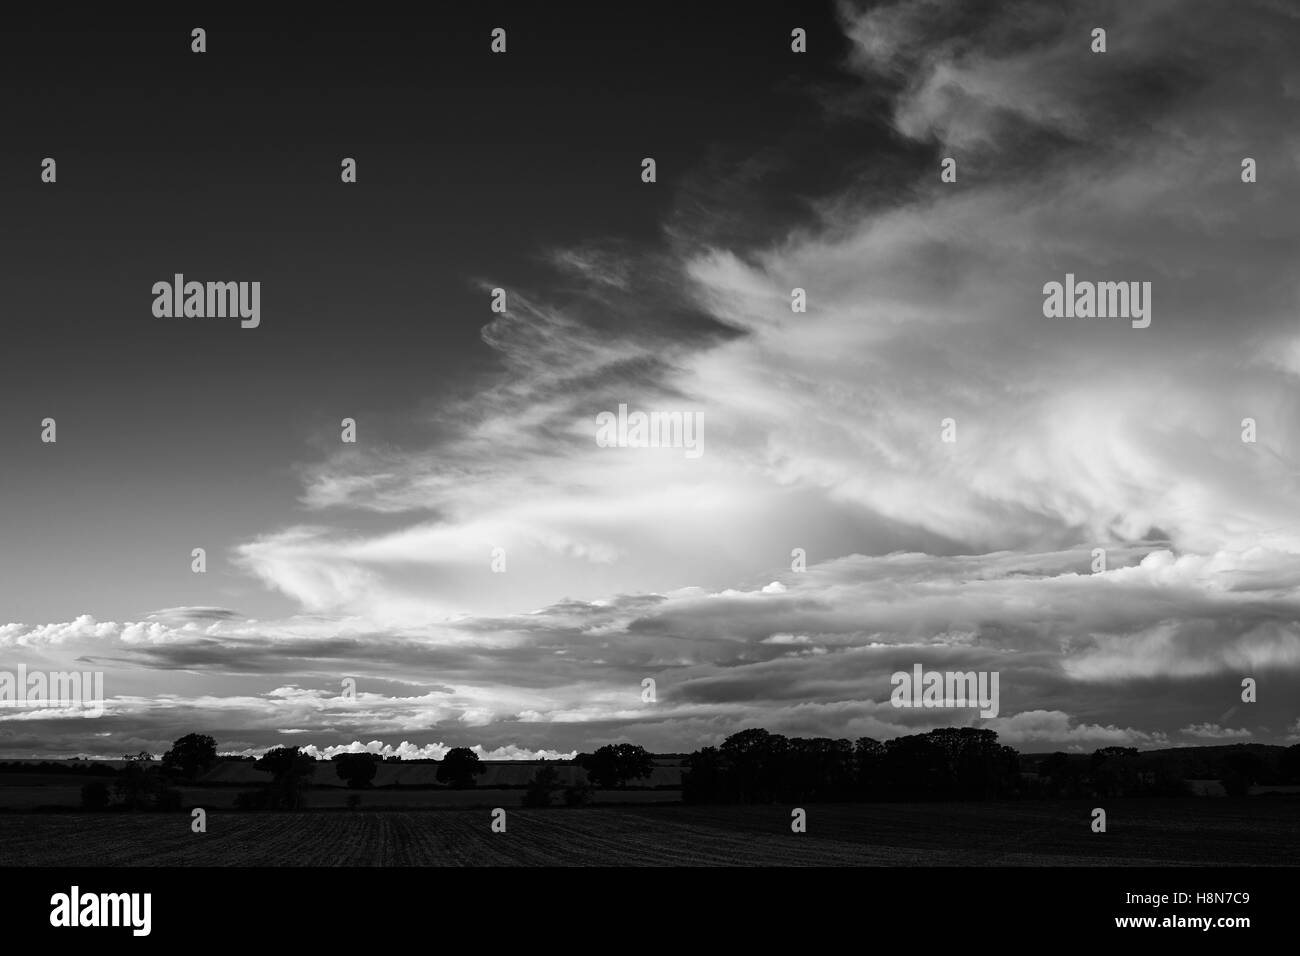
(853, 737), (885, 799)
(880, 734), (946, 800)
(437, 747), (486, 788)
(578, 743), (654, 789)
(1037, 751), (1070, 793)
(114, 752), (163, 810)
(923, 727), (1018, 799)
(332, 752), (382, 789)
(782, 737), (855, 801)
(161, 733), (218, 781)
(720, 729), (788, 803)
(682, 746), (731, 804)
(253, 746), (316, 809)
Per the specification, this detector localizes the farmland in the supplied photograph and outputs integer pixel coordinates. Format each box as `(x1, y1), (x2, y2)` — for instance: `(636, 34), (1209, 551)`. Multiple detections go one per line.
(0, 783), (681, 811)
(1, 799), (1295, 866)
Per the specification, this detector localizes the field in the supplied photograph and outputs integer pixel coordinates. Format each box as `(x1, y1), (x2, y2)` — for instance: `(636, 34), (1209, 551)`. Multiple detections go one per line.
(0, 783), (681, 810)
(1, 800), (1296, 866)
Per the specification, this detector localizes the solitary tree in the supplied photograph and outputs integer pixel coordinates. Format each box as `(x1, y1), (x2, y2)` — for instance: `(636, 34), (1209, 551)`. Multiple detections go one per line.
(333, 752), (382, 789)
(578, 743), (654, 790)
(254, 746), (316, 809)
(436, 747), (487, 788)
(161, 733), (218, 781)
(114, 751), (162, 810)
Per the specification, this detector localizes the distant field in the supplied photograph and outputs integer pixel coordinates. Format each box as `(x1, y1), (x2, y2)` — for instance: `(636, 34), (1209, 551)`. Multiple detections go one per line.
(0, 761), (685, 809)
(0, 800), (1295, 866)
(166, 787), (681, 810)
(0, 783), (680, 810)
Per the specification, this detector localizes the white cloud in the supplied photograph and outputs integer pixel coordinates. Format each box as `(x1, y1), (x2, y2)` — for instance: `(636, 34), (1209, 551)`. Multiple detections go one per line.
(1180, 723), (1252, 740)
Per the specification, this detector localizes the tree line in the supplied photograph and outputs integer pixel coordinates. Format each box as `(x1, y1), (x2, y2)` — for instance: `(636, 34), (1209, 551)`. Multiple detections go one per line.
(681, 729), (1300, 804)
(70, 737), (664, 811)
(683, 727), (1021, 803)
(56, 728), (1300, 811)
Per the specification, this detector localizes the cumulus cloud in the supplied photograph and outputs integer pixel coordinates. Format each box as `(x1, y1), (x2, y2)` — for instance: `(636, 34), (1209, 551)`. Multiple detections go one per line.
(278, 740), (576, 762)
(1180, 723), (1253, 741)
(6, 541), (1300, 754)
(988, 710), (1171, 751)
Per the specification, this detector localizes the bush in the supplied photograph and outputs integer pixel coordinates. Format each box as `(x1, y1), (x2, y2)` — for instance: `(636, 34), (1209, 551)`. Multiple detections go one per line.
(80, 781), (111, 810)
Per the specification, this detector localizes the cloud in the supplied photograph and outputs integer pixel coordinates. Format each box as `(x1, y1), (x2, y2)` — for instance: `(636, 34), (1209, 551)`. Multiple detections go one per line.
(6, 541), (1300, 753)
(988, 710), (1171, 751)
(1180, 723), (1253, 741)
(224, 0), (1300, 641)
(261, 740), (577, 762)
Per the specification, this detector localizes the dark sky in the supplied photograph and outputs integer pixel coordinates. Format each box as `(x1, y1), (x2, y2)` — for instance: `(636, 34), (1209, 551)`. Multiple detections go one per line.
(0, 1), (872, 621)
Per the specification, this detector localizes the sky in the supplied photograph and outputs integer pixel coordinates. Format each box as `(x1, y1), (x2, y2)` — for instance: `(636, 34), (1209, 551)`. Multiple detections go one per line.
(1, 0), (1299, 759)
